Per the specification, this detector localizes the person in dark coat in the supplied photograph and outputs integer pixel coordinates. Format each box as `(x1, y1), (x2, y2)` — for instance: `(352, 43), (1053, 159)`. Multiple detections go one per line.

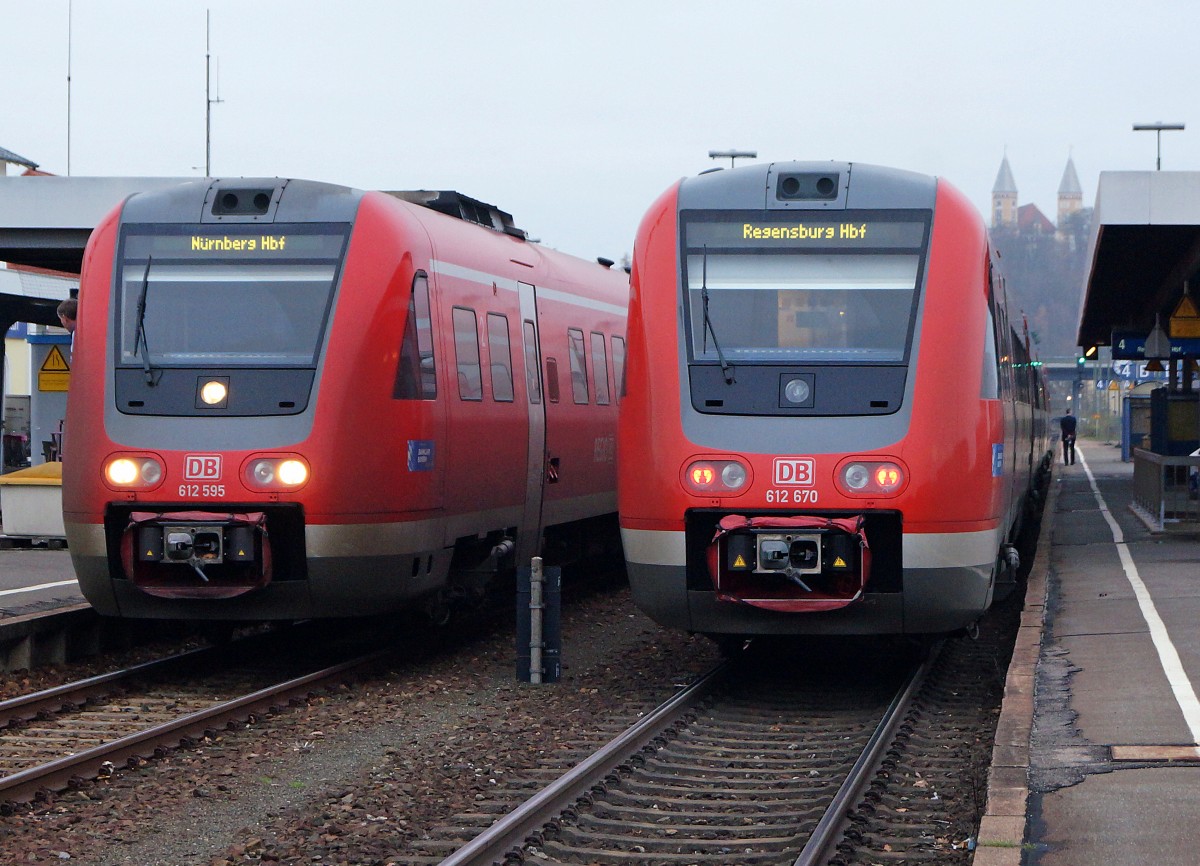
(1059, 409), (1077, 465)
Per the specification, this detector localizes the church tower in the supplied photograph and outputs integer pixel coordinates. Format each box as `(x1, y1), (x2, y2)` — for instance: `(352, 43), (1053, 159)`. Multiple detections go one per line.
(1057, 155), (1083, 230)
(992, 154), (1018, 229)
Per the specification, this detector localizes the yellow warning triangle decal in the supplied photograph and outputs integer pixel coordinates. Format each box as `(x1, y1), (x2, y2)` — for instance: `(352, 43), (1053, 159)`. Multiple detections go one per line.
(733, 554), (747, 568)
(238, 549), (247, 557)
(41, 345), (71, 372)
(833, 556), (847, 568)
(145, 549), (156, 557)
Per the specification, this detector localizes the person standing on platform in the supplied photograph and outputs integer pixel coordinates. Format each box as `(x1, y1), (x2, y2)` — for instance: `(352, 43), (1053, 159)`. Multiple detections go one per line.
(55, 297), (78, 463)
(57, 298), (77, 352)
(1059, 408), (1077, 465)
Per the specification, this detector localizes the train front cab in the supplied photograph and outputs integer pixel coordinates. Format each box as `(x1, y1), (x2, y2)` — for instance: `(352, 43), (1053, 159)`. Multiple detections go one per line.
(621, 162), (1018, 636)
(61, 179), (401, 619)
(65, 180), (628, 621)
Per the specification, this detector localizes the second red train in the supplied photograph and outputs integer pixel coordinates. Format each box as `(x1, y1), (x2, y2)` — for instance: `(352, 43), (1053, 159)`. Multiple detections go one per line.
(618, 160), (1051, 639)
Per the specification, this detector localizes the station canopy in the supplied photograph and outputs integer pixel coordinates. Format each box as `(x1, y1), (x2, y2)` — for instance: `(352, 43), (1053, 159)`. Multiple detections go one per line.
(1077, 171), (1200, 351)
(0, 176), (193, 273)
(0, 176), (192, 326)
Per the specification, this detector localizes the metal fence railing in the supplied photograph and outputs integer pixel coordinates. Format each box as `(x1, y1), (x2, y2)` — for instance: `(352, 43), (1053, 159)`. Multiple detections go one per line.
(1132, 448), (1200, 531)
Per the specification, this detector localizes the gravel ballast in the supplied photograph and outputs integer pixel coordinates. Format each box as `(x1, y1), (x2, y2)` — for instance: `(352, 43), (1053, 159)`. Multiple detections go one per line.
(0, 585), (722, 865)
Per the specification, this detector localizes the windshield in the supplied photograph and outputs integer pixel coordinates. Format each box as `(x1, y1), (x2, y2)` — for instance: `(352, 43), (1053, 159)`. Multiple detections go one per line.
(682, 212), (928, 364)
(116, 225), (349, 367)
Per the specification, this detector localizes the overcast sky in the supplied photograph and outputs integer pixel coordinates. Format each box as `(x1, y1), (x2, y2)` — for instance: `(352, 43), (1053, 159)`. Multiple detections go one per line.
(2, 0), (1196, 262)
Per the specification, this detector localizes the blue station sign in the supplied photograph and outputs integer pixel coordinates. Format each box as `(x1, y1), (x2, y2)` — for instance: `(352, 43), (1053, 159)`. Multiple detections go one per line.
(1110, 330), (1200, 360)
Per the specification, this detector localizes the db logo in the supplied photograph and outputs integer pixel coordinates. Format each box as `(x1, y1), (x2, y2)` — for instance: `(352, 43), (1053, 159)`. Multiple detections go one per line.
(184, 454), (222, 480)
(773, 457), (814, 486)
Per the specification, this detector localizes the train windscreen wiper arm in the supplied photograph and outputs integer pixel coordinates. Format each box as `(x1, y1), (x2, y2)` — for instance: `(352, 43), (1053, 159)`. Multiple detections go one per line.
(134, 255), (159, 386)
(700, 245), (735, 384)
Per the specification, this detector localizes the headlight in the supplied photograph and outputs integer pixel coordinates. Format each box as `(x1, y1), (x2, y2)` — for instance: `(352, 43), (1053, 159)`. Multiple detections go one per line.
(199, 379), (228, 406)
(243, 455), (310, 491)
(843, 463), (871, 491)
(782, 376), (812, 405)
(277, 459), (308, 486)
(720, 462), (748, 489)
(104, 455), (165, 490)
(836, 458), (907, 497)
(683, 458), (750, 495)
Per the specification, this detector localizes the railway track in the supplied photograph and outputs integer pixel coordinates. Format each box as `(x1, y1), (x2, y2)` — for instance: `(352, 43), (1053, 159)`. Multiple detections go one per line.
(0, 568), (628, 812)
(0, 630), (391, 808)
(407, 639), (938, 866)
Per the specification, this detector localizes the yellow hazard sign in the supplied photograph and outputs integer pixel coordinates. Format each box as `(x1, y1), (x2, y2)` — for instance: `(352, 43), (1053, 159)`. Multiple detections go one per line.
(733, 554), (747, 568)
(1170, 294), (1200, 338)
(833, 556), (847, 568)
(41, 346), (70, 371)
(38, 345), (71, 392)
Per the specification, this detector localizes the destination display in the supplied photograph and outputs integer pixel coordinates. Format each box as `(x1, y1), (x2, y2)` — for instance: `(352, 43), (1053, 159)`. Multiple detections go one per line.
(685, 215), (927, 249)
(122, 228), (347, 260)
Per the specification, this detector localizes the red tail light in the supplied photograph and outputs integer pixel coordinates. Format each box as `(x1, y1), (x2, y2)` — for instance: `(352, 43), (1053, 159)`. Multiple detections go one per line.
(836, 458), (907, 497)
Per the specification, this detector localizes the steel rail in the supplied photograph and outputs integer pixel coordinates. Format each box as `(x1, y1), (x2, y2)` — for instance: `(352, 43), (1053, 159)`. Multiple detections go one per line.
(791, 640), (943, 866)
(437, 659), (735, 866)
(0, 645), (216, 726)
(0, 647), (392, 805)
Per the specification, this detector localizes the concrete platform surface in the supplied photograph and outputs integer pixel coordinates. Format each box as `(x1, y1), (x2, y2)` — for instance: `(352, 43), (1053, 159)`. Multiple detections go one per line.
(973, 440), (1200, 865)
(0, 546), (84, 618)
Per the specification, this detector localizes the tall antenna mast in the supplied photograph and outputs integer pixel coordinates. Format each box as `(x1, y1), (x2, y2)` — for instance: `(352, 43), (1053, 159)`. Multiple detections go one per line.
(205, 10), (223, 176)
(67, 0), (73, 174)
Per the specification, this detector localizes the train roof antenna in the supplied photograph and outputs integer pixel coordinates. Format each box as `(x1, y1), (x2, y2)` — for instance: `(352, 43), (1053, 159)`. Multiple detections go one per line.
(700, 245), (735, 384)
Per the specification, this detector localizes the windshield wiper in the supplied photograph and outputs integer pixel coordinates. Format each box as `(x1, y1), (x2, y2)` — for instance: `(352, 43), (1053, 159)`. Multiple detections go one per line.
(134, 256), (160, 386)
(700, 245), (735, 384)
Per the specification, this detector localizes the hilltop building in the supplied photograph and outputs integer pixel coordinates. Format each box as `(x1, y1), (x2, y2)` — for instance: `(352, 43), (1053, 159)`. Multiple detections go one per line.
(992, 154), (1018, 228)
(987, 153), (1093, 361)
(991, 153), (1087, 244)
(1056, 157), (1083, 229)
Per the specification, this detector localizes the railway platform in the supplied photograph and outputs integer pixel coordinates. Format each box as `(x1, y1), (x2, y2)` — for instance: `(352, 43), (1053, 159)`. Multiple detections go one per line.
(974, 439), (1200, 865)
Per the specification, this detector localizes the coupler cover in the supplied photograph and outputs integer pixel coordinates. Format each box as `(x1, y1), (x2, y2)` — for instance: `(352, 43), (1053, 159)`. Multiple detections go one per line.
(706, 514), (871, 612)
(120, 510), (272, 599)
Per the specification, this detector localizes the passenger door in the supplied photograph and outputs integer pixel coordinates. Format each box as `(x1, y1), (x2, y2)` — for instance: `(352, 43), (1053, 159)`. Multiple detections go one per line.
(517, 282), (547, 563)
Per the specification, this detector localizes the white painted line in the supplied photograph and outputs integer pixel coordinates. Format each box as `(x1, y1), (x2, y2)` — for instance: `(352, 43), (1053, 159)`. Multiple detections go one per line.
(0, 579), (78, 599)
(1078, 445), (1200, 745)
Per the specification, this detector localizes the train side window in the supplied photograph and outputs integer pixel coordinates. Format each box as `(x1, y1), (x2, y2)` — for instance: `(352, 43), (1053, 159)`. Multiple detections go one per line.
(522, 321), (541, 404)
(487, 313), (514, 402)
(567, 328), (589, 404)
(393, 274), (437, 400)
(452, 307), (483, 401)
(590, 331), (610, 405)
(981, 300), (1000, 399)
(1011, 325), (1032, 404)
(545, 357), (560, 403)
(611, 335), (626, 400)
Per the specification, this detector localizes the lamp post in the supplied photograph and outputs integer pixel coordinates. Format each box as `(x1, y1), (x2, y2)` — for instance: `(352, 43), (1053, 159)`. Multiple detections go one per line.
(1133, 122), (1185, 170)
(708, 149), (757, 168)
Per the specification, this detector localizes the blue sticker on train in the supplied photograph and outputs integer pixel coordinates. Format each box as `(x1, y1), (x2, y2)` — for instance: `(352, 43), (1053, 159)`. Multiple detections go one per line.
(992, 443), (1004, 477)
(407, 440), (435, 472)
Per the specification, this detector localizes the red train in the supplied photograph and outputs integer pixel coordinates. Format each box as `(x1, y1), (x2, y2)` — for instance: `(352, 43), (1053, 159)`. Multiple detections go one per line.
(618, 161), (1051, 638)
(62, 179), (629, 621)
